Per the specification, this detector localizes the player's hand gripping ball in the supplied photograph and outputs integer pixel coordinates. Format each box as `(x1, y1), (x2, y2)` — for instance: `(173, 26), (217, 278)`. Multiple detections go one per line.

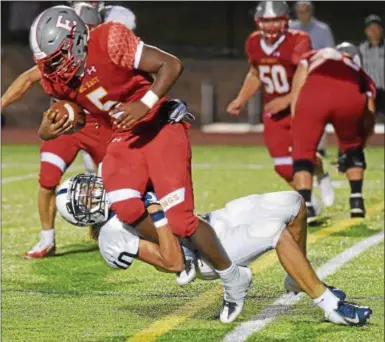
(51, 100), (86, 132)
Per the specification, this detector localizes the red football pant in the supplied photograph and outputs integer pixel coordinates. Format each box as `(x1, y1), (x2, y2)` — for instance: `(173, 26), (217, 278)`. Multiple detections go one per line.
(263, 114), (293, 182)
(292, 75), (367, 164)
(39, 122), (111, 189)
(102, 124), (198, 238)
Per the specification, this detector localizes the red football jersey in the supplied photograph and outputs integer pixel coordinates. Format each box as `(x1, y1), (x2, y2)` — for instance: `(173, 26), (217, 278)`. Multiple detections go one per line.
(300, 48), (377, 98)
(245, 30), (311, 113)
(40, 22), (166, 134)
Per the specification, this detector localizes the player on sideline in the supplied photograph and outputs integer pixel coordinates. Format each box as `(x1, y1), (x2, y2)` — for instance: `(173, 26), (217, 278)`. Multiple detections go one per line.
(55, 173), (373, 326)
(226, 1), (335, 222)
(1, 3), (112, 259)
(30, 6), (252, 323)
(290, 42), (376, 218)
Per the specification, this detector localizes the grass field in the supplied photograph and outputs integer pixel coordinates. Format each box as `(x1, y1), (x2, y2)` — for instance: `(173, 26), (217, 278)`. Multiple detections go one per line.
(2, 144), (384, 342)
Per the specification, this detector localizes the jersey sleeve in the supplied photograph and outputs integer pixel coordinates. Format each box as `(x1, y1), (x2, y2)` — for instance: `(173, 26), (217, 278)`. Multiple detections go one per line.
(98, 216), (139, 270)
(40, 77), (55, 97)
(292, 34), (312, 65)
(107, 22), (144, 70)
(245, 34), (256, 67)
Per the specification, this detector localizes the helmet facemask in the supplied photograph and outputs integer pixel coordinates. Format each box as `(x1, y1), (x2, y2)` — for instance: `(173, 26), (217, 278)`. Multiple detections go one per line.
(67, 174), (109, 226)
(256, 17), (288, 45)
(35, 25), (88, 85)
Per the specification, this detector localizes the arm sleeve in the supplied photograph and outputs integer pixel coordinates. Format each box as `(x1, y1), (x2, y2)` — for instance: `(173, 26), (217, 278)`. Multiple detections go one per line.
(107, 23), (143, 70)
(293, 35), (312, 65)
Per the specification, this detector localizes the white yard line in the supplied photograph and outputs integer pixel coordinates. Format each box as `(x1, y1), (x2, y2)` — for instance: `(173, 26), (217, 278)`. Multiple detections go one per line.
(223, 230), (385, 342)
(2, 165), (86, 185)
(2, 173), (38, 184)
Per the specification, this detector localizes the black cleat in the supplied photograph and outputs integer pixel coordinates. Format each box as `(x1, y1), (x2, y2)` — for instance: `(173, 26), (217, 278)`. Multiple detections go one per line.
(350, 194), (365, 218)
(305, 202), (318, 224)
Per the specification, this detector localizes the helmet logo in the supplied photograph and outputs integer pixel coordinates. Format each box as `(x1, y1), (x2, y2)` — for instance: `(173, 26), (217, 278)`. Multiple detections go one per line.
(56, 15), (77, 31)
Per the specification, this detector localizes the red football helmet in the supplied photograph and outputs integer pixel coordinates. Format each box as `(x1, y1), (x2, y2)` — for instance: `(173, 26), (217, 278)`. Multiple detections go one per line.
(255, 1), (289, 45)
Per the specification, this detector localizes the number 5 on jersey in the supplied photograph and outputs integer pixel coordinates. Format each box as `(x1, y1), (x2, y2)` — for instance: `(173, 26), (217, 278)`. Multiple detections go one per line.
(86, 87), (118, 111)
(258, 65), (289, 94)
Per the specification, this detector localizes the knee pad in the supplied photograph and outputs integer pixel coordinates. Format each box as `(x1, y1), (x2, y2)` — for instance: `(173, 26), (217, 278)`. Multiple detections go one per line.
(110, 198), (147, 227)
(293, 159), (314, 175)
(338, 147), (366, 173)
(39, 161), (64, 189)
(274, 164), (293, 182)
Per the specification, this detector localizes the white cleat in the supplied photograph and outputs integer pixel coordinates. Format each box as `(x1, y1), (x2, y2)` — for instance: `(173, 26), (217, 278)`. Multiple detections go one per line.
(24, 239), (55, 259)
(220, 266), (252, 323)
(176, 260), (197, 286)
(318, 173), (335, 207)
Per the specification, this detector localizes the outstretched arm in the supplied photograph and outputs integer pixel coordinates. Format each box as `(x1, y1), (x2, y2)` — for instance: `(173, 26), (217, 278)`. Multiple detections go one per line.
(227, 66), (261, 116)
(1, 66), (41, 110)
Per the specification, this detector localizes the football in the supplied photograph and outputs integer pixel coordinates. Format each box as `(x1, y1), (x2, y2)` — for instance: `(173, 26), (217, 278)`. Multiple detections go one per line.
(51, 100), (86, 131)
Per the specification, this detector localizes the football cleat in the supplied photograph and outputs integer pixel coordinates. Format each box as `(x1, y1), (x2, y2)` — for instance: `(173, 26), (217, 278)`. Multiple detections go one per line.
(325, 300), (372, 326)
(24, 240), (56, 259)
(318, 173), (335, 207)
(176, 259), (197, 286)
(350, 194), (366, 218)
(220, 300), (244, 324)
(220, 266), (252, 323)
(305, 202), (318, 224)
(284, 275), (346, 300)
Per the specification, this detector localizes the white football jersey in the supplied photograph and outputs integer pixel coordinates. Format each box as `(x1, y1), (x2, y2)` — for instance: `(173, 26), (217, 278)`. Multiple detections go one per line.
(98, 191), (302, 275)
(101, 5), (136, 30)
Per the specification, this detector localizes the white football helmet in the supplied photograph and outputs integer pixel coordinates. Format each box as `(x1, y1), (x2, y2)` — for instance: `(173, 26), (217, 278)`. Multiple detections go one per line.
(56, 174), (109, 227)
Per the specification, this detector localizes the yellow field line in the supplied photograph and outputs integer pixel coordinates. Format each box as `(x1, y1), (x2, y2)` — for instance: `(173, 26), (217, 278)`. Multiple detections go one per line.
(127, 201), (384, 342)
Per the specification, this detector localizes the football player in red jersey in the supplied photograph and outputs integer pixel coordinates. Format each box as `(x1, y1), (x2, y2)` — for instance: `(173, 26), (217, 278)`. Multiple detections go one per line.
(29, 6), (252, 323)
(1, 3), (111, 259)
(227, 1), (335, 221)
(291, 42), (376, 219)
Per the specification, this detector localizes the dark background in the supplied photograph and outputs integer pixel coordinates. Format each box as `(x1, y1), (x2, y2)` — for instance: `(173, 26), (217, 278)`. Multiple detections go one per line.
(1, 1), (384, 127)
(2, 1), (385, 57)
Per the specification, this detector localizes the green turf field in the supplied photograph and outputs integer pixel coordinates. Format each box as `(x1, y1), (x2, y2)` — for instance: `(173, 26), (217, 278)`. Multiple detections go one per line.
(2, 145), (384, 342)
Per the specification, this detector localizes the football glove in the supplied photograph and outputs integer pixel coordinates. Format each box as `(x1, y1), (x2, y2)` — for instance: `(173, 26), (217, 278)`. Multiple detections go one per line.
(167, 99), (195, 124)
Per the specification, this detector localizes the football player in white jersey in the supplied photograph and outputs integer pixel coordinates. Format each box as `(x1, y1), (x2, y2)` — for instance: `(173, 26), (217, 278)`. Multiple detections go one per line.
(56, 173), (372, 326)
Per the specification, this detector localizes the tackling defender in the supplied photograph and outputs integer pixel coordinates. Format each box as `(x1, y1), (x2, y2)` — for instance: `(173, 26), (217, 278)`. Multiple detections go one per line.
(290, 42), (376, 218)
(55, 173), (372, 326)
(226, 1), (335, 222)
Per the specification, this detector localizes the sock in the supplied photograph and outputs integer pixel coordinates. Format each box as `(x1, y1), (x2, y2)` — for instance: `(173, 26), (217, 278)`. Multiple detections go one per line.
(313, 288), (340, 314)
(350, 180), (363, 195)
(298, 189), (312, 203)
(182, 245), (195, 261)
(216, 263), (239, 281)
(41, 229), (55, 244)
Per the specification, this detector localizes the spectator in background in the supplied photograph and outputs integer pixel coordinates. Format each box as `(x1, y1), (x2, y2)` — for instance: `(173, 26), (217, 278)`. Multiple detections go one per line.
(290, 1), (334, 49)
(359, 15), (385, 117)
